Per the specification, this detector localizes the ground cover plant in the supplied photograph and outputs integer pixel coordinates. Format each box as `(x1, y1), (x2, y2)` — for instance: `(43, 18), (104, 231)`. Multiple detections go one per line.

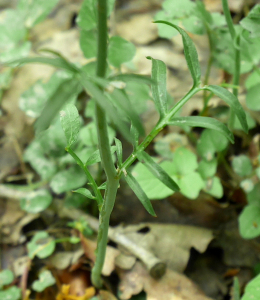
(0, 0), (260, 299)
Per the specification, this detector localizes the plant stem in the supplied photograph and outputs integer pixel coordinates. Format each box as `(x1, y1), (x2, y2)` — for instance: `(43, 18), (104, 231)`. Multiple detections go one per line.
(65, 147), (103, 208)
(118, 87), (200, 176)
(221, 0), (241, 131)
(91, 0), (119, 288)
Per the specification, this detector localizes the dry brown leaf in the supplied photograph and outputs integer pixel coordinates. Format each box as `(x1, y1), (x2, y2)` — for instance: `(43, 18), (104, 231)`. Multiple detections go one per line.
(114, 223), (214, 272)
(119, 262), (214, 300)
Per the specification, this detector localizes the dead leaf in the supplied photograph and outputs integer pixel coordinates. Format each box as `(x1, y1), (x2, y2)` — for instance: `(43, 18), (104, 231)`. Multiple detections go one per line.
(118, 262), (214, 300)
(115, 253), (136, 270)
(114, 223), (214, 272)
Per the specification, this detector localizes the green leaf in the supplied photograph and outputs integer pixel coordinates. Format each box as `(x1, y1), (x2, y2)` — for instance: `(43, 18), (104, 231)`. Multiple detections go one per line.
(80, 75), (132, 142)
(137, 151), (179, 192)
(204, 85), (248, 133)
(80, 30), (97, 59)
(241, 273), (260, 300)
(247, 182), (260, 205)
(239, 204), (260, 239)
(146, 57), (168, 117)
(27, 231), (55, 259)
(240, 179), (254, 193)
(203, 176), (223, 198)
(115, 138), (123, 167)
(85, 146), (116, 165)
(178, 171), (205, 199)
(132, 161), (175, 199)
(182, 15), (205, 35)
(169, 116), (234, 143)
(240, 4), (260, 38)
(197, 129), (228, 161)
(108, 89), (144, 136)
(172, 147), (198, 175)
(130, 124), (139, 149)
(23, 140), (57, 180)
(79, 122), (115, 147)
(18, 0), (59, 28)
(50, 166), (87, 194)
(32, 270), (56, 292)
(76, 0), (96, 30)
(19, 71), (73, 118)
(109, 74), (153, 86)
(0, 286), (21, 300)
(6, 56), (79, 73)
(233, 277), (240, 300)
(246, 84), (260, 111)
(154, 21), (201, 86)
(20, 189), (52, 213)
(98, 182), (107, 190)
(60, 104), (80, 147)
(0, 270), (14, 288)
(108, 36), (136, 68)
(73, 188), (96, 200)
(124, 171), (156, 217)
(233, 111), (256, 130)
(232, 155), (253, 177)
(198, 158), (217, 179)
(245, 70), (260, 90)
(35, 79), (82, 133)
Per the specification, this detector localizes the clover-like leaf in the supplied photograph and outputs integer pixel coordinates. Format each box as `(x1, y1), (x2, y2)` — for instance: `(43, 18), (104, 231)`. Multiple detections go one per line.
(27, 231), (55, 259)
(0, 286), (21, 300)
(125, 171), (156, 217)
(0, 270), (14, 288)
(203, 176), (223, 199)
(50, 166), (87, 194)
(60, 103), (80, 147)
(241, 273), (260, 300)
(154, 21), (201, 86)
(232, 155), (253, 177)
(239, 204), (260, 239)
(20, 189), (52, 214)
(32, 270), (56, 292)
(108, 36), (136, 68)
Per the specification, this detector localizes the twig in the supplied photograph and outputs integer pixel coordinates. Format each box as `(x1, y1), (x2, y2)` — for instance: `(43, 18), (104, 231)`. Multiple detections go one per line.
(58, 205), (166, 279)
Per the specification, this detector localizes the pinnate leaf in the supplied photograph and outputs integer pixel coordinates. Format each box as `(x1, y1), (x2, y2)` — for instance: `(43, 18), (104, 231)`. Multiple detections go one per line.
(203, 85), (248, 133)
(73, 188), (96, 200)
(168, 116), (234, 143)
(147, 56), (168, 117)
(137, 151), (179, 192)
(60, 104), (80, 147)
(125, 172), (156, 217)
(154, 21), (201, 86)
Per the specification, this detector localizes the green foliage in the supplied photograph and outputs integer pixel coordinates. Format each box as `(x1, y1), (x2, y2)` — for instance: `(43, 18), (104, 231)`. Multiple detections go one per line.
(241, 273), (260, 300)
(240, 4), (260, 38)
(27, 231), (55, 259)
(0, 270), (14, 288)
(20, 189), (52, 213)
(232, 155), (253, 177)
(32, 270), (56, 292)
(0, 286), (21, 300)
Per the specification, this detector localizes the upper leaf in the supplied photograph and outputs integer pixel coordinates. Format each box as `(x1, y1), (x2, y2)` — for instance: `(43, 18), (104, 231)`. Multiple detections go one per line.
(168, 116), (234, 143)
(35, 79), (82, 133)
(147, 56), (168, 117)
(204, 85), (248, 133)
(60, 104), (80, 147)
(137, 151), (179, 192)
(240, 4), (260, 38)
(73, 188), (96, 200)
(124, 171), (156, 217)
(154, 21), (201, 86)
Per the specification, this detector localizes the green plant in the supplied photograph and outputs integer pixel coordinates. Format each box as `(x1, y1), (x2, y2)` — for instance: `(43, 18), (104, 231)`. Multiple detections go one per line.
(2, 0), (253, 291)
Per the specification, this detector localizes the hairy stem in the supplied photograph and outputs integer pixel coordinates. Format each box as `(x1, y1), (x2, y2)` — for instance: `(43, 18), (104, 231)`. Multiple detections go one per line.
(91, 0), (119, 288)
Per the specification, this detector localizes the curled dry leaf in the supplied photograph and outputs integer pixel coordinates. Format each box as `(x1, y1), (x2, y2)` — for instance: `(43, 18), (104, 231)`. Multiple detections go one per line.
(114, 223), (214, 272)
(118, 262), (214, 300)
